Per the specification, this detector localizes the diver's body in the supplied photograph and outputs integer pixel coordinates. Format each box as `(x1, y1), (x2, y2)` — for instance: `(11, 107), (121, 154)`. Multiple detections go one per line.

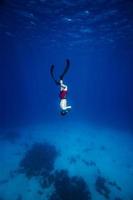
(50, 59), (72, 115)
(59, 79), (71, 115)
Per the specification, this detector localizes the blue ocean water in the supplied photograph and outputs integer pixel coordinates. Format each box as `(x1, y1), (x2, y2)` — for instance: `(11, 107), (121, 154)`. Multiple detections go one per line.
(0, 1), (133, 200)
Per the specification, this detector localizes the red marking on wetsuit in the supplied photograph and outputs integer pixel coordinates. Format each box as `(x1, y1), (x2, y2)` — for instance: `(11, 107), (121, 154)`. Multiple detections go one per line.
(59, 90), (67, 99)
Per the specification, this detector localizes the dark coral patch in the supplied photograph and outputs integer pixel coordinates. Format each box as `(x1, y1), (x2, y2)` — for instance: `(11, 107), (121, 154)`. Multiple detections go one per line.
(95, 176), (110, 199)
(19, 142), (58, 178)
(69, 155), (79, 164)
(108, 181), (122, 191)
(40, 173), (55, 188)
(82, 159), (96, 167)
(49, 170), (91, 200)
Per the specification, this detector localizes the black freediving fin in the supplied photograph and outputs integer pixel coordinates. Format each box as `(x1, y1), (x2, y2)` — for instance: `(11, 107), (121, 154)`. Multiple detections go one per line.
(60, 59), (70, 80)
(50, 64), (60, 85)
(50, 59), (70, 85)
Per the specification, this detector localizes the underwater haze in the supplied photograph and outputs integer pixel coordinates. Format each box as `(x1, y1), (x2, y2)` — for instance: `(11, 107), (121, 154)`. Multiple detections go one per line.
(0, 0), (133, 200)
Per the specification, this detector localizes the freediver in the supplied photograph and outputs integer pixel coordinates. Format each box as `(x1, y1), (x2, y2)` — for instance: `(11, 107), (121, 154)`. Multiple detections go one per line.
(50, 59), (72, 116)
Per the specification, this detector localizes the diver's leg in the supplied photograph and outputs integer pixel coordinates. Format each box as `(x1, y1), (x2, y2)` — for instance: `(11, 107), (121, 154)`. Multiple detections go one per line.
(60, 80), (67, 90)
(60, 100), (71, 110)
(66, 106), (72, 110)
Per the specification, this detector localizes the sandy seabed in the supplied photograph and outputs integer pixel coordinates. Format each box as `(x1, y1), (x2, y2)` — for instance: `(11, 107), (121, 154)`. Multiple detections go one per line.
(0, 121), (133, 200)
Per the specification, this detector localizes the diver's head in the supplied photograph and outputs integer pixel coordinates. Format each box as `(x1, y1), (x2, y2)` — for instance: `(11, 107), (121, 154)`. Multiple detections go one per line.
(60, 110), (68, 116)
